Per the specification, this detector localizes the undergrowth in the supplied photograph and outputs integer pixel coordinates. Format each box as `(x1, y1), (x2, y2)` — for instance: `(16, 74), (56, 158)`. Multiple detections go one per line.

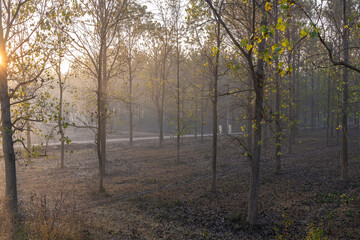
(0, 192), (90, 240)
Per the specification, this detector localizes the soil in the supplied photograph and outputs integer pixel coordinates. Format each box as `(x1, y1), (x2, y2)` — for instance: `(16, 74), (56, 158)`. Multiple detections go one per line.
(0, 129), (359, 239)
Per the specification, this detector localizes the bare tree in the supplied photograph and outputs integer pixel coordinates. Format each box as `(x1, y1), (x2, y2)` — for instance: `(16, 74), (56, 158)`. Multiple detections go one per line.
(146, 1), (174, 146)
(170, 0), (183, 163)
(70, 0), (129, 191)
(119, 2), (149, 145)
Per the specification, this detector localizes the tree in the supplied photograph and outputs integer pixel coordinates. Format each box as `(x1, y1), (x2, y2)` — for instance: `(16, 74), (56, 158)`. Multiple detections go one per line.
(146, 1), (174, 146)
(169, 0), (183, 163)
(118, 2), (149, 145)
(2, 0), (36, 217)
(205, 0), (294, 225)
(341, 0), (349, 180)
(299, 0), (360, 180)
(70, 0), (129, 191)
(273, 0), (282, 173)
(187, 0), (226, 192)
(0, 0), (52, 229)
(49, 0), (73, 169)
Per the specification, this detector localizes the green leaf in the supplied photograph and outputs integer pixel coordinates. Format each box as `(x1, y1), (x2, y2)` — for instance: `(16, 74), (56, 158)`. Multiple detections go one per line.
(310, 31), (317, 38)
(280, 4), (290, 10)
(240, 39), (248, 47)
(260, 25), (269, 33)
(274, 47), (282, 54)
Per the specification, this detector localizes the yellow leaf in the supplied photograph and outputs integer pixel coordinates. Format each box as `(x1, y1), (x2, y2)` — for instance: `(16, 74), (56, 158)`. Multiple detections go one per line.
(279, 48), (284, 55)
(300, 29), (307, 38)
(246, 44), (253, 51)
(265, 2), (273, 11)
(282, 39), (290, 47)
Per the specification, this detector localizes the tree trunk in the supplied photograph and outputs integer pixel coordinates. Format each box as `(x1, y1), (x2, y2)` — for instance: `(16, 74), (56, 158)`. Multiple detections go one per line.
(159, 51), (167, 147)
(246, 84), (253, 154)
(25, 87), (31, 160)
(26, 120), (31, 160)
(316, 74), (320, 129)
(159, 85), (165, 146)
(129, 51), (133, 145)
(97, 80), (105, 191)
(311, 71), (315, 130)
(0, 50), (18, 220)
(274, 1), (281, 173)
(330, 110), (334, 137)
(247, 1), (267, 225)
(195, 97), (198, 139)
(97, 34), (105, 192)
(181, 93), (185, 144)
(101, 32), (108, 176)
(176, 27), (180, 163)
(100, 82), (107, 175)
(211, 19), (221, 192)
(336, 109), (340, 145)
(356, 106), (359, 130)
(58, 68), (65, 169)
(288, 37), (295, 153)
(341, 0), (349, 180)
(294, 49), (300, 137)
(201, 92), (204, 143)
(262, 121), (267, 151)
(326, 73), (331, 146)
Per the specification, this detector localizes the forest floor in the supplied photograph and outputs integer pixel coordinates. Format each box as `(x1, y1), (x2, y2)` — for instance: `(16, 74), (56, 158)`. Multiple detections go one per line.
(0, 129), (360, 239)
